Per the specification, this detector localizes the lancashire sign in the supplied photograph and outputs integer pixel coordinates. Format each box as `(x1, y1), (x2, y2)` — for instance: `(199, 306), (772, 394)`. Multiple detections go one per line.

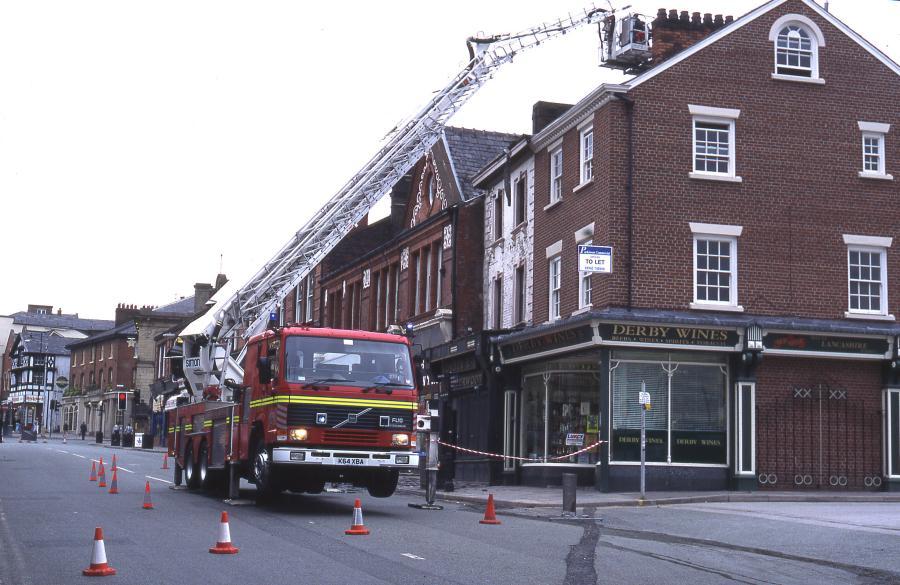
(598, 323), (740, 350)
(763, 333), (890, 358)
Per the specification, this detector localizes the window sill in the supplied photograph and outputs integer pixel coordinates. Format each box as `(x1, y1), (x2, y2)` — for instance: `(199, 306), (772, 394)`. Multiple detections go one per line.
(690, 302), (745, 313)
(573, 179), (594, 194)
(771, 73), (825, 85)
(844, 312), (896, 321)
(858, 171), (894, 181)
(490, 237), (505, 248)
(689, 172), (743, 183)
(511, 222), (527, 236)
(571, 305), (593, 316)
(543, 199), (563, 212)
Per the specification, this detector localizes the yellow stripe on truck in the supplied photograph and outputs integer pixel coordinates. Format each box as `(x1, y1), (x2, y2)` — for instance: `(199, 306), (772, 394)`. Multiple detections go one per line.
(250, 395), (416, 410)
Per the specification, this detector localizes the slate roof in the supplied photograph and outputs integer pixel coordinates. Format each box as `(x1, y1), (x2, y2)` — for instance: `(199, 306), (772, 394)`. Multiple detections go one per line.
(151, 296), (196, 316)
(443, 127), (524, 201)
(66, 321), (137, 349)
(18, 331), (77, 356)
(7, 312), (114, 334)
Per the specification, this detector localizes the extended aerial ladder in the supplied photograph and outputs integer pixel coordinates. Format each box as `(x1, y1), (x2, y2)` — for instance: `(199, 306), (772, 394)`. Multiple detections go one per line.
(177, 4), (617, 397)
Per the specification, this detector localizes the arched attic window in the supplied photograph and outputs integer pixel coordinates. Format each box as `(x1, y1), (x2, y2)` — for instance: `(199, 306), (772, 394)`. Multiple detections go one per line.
(768, 14), (826, 82)
(426, 173), (435, 206)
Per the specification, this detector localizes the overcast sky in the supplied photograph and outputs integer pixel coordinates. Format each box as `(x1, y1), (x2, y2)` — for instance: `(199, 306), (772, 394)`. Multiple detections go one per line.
(1, 0), (897, 319)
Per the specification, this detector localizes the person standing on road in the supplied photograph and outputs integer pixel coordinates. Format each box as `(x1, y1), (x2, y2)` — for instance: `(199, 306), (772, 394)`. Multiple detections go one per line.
(80, 421), (87, 440)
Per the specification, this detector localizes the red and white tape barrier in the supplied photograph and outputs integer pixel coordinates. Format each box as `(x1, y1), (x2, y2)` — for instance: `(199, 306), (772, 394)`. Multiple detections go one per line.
(437, 439), (605, 462)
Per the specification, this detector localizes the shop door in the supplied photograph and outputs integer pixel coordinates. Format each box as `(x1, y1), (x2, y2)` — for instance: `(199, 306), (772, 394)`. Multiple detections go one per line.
(756, 384), (881, 490)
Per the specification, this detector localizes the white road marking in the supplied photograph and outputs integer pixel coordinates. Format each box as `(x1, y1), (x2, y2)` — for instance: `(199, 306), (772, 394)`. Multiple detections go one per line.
(116, 466), (134, 474)
(55, 449), (69, 454)
(73, 454), (86, 459)
(145, 475), (173, 484)
(401, 553), (425, 560)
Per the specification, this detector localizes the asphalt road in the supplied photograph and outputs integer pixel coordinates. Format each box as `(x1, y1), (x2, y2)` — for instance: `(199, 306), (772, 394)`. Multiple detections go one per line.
(4, 438), (900, 585)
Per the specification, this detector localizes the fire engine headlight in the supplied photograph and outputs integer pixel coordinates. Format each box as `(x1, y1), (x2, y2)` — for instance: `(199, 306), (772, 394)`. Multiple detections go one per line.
(391, 433), (409, 447)
(290, 428), (308, 441)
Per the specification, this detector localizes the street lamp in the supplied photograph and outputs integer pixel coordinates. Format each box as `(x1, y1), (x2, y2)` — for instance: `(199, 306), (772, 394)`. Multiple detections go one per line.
(55, 376), (68, 439)
(96, 402), (105, 444)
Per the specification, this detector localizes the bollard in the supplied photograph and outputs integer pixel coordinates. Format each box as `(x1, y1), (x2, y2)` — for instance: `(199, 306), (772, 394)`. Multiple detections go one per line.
(562, 473), (577, 516)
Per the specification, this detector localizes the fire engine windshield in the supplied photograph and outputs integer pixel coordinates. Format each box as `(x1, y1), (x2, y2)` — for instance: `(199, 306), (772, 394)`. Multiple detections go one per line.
(284, 336), (414, 388)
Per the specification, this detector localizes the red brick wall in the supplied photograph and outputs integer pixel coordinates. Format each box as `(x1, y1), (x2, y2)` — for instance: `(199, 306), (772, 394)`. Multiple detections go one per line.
(754, 357), (882, 490)
(532, 0), (900, 322)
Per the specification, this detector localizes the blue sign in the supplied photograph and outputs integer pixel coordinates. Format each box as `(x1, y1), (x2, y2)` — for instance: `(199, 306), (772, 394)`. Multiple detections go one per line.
(578, 245), (613, 273)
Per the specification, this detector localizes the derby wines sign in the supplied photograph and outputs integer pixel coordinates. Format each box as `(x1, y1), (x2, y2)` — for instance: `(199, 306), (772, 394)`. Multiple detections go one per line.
(598, 323), (740, 350)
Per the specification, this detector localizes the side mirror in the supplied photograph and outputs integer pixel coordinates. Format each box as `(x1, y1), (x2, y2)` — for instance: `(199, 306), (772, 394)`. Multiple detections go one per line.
(258, 356), (272, 385)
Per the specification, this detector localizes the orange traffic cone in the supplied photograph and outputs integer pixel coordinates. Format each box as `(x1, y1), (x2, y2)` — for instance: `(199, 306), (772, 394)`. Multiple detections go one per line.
(161, 453), (169, 470)
(82, 527), (117, 576)
(89, 461), (97, 482)
(479, 493), (501, 525)
(209, 512), (239, 554)
(345, 499), (370, 535)
(97, 460), (107, 488)
(111, 454), (117, 472)
(108, 469), (119, 495)
(142, 481), (154, 510)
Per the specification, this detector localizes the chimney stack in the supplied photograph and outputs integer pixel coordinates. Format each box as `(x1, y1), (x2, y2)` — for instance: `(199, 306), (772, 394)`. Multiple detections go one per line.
(650, 7), (733, 64)
(532, 101), (573, 134)
(114, 303), (140, 326)
(194, 283), (214, 314)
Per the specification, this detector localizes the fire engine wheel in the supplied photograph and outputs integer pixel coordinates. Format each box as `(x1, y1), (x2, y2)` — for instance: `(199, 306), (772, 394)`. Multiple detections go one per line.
(251, 439), (279, 500)
(184, 442), (200, 489)
(367, 469), (399, 498)
(198, 441), (210, 489)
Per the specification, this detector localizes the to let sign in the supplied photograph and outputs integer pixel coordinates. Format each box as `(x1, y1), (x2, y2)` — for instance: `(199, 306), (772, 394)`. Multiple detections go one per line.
(578, 245), (613, 273)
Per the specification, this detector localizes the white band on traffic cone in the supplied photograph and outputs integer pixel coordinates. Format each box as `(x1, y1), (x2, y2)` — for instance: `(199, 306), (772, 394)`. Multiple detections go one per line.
(218, 520), (232, 545)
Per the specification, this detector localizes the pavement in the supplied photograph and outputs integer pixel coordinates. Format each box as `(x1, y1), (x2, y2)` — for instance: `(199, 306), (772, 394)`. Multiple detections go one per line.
(397, 477), (900, 512)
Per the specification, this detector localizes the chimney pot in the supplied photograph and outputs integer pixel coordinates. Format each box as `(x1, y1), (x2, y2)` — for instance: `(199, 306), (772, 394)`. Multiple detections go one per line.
(714, 14), (724, 26)
(57, 309), (61, 315)
(657, 8), (667, 20)
(703, 13), (713, 26)
(668, 9), (678, 21)
(725, 15), (734, 23)
(679, 10), (689, 24)
(691, 12), (701, 26)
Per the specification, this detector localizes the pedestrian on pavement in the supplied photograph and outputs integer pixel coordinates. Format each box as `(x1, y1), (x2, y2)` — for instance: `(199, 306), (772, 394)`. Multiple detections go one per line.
(80, 422), (87, 440)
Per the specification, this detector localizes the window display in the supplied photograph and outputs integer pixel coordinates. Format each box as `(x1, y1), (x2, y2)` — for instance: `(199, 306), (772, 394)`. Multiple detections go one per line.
(611, 350), (727, 465)
(522, 362), (600, 464)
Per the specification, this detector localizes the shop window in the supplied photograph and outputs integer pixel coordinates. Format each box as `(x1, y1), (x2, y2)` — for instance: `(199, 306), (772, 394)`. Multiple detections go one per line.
(522, 368), (601, 464)
(610, 351), (728, 465)
(503, 390), (518, 472)
(735, 382), (755, 476)
(887, 389), (900, 478)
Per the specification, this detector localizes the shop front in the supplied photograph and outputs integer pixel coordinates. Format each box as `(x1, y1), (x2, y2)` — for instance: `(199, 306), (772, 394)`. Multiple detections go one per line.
(426, 333), (501, 486)
(496, 309), (900, 491)
(498, 313), (742, 489)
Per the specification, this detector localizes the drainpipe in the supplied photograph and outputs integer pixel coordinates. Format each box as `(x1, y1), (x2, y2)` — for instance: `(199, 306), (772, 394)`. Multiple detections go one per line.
(450, 206), (459, 336)
(615, 94), (635, 310)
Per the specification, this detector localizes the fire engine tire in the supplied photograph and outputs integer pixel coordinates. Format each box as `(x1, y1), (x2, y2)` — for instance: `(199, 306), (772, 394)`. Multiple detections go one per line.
(367, 469), (399, 498)
(184, 442), (200, 489)
(251, 438), (280, 500)
(198, 441), (210, 489)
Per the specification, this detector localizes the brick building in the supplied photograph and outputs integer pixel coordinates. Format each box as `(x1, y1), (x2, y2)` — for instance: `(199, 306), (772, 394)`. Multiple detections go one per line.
(494, 0), (900, 490)
(65, 305), (141, 439)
